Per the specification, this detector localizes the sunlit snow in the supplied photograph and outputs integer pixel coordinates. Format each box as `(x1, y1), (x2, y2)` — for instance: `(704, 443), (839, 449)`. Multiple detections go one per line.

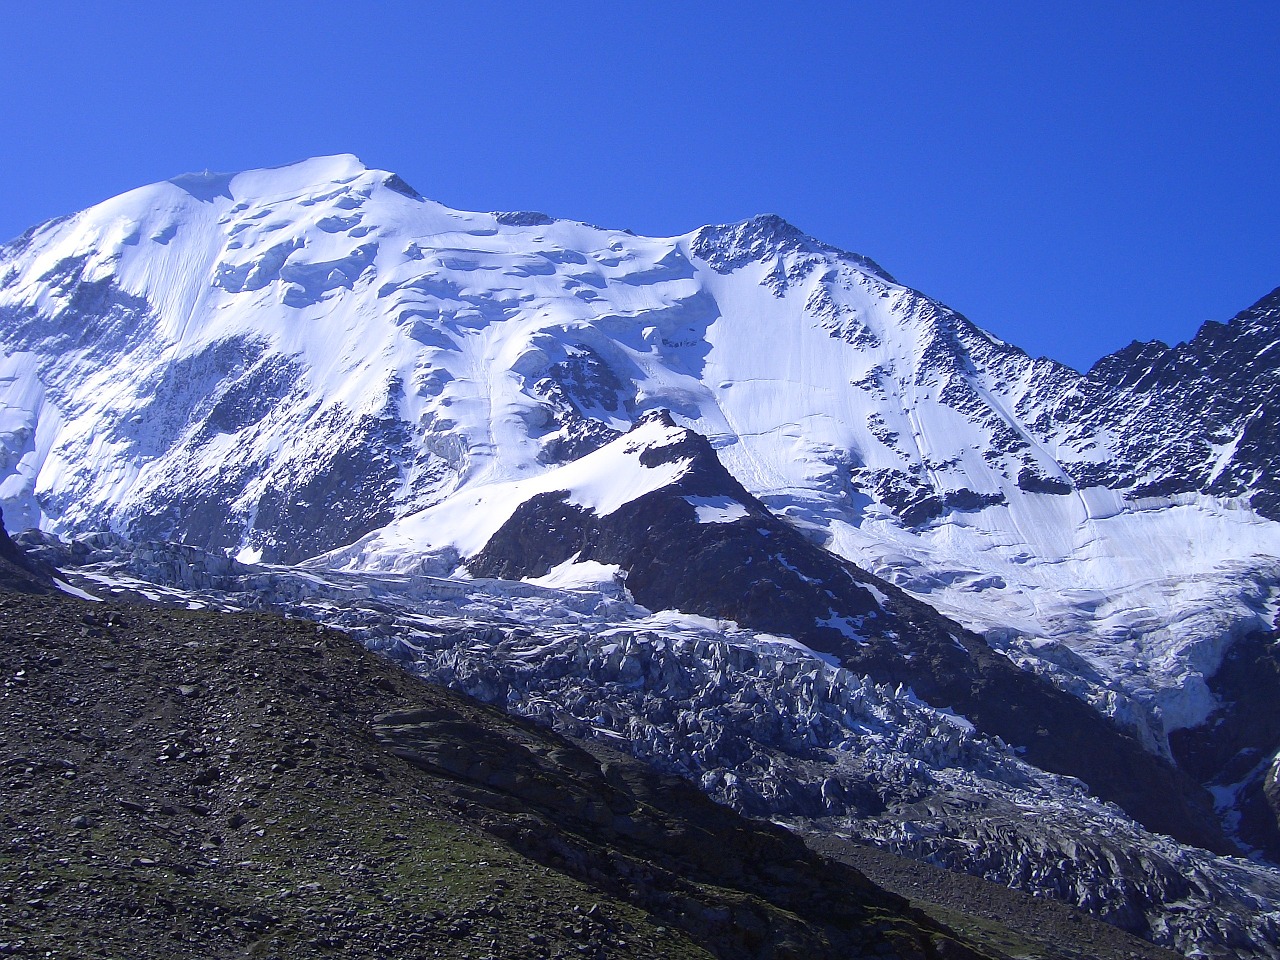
(684, 495), (749, 524)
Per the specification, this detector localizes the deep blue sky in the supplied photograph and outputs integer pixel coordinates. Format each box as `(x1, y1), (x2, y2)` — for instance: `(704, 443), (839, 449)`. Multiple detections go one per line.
(2, 2), (1277, 371)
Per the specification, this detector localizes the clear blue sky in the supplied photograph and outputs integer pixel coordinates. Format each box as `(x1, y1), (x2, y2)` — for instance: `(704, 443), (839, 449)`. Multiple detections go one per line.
(2, 1), (1277, 371)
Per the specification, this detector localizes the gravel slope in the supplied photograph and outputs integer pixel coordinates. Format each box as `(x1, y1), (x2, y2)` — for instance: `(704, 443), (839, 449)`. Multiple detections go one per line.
(0, 584), (1000, 960)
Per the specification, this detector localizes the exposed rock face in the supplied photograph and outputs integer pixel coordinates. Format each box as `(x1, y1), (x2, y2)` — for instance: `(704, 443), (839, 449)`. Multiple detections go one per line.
(1031, 287), (1280, 516)
(0, 507), (51, 592)
(1170, 621), (1280, 860)
(471, 411), (883, 638)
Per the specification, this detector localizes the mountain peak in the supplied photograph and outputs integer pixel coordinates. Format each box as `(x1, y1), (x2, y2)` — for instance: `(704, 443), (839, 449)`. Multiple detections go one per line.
(689, 212), (896, 285)
(166, 154), (380, 205)
(690, 213), (815, 272)
(737, 212), (807, 241)
(1232, 284), (1280, 333)
(632, 408), (679, 430)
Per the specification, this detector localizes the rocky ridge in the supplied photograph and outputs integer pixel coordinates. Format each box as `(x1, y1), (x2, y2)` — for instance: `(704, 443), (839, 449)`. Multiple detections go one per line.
(1026, 286), (1280, 516)
(466, 413), (1225, 855)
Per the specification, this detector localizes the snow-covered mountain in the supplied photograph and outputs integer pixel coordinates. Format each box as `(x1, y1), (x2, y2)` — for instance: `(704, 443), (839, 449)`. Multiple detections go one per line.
(2, 156), (1274, 730)
(3, 155), (1280, 950)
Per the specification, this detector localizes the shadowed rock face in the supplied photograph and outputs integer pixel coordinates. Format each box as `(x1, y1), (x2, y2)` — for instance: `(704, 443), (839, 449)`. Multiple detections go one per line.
(1170, 622), (1280, 860)
(0, 507), (51, 593)
(469, 416), (1228, 855)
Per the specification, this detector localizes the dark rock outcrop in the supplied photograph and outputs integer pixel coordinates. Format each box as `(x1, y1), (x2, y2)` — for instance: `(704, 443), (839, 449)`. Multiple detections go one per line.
(1170, 621), (1280, 860)
(0, 508), (52, 593)
(0, 581), (1001, 960)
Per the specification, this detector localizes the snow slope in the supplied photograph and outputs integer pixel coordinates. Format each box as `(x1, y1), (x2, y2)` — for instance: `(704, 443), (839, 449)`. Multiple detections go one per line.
(2, 155), (1278, 748)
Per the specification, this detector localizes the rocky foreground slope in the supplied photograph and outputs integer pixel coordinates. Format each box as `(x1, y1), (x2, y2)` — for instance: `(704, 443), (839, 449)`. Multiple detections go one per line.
(0, 590), (957, 958)
(0, 542), (1183, 960)
(19, 524), (1279, 958)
